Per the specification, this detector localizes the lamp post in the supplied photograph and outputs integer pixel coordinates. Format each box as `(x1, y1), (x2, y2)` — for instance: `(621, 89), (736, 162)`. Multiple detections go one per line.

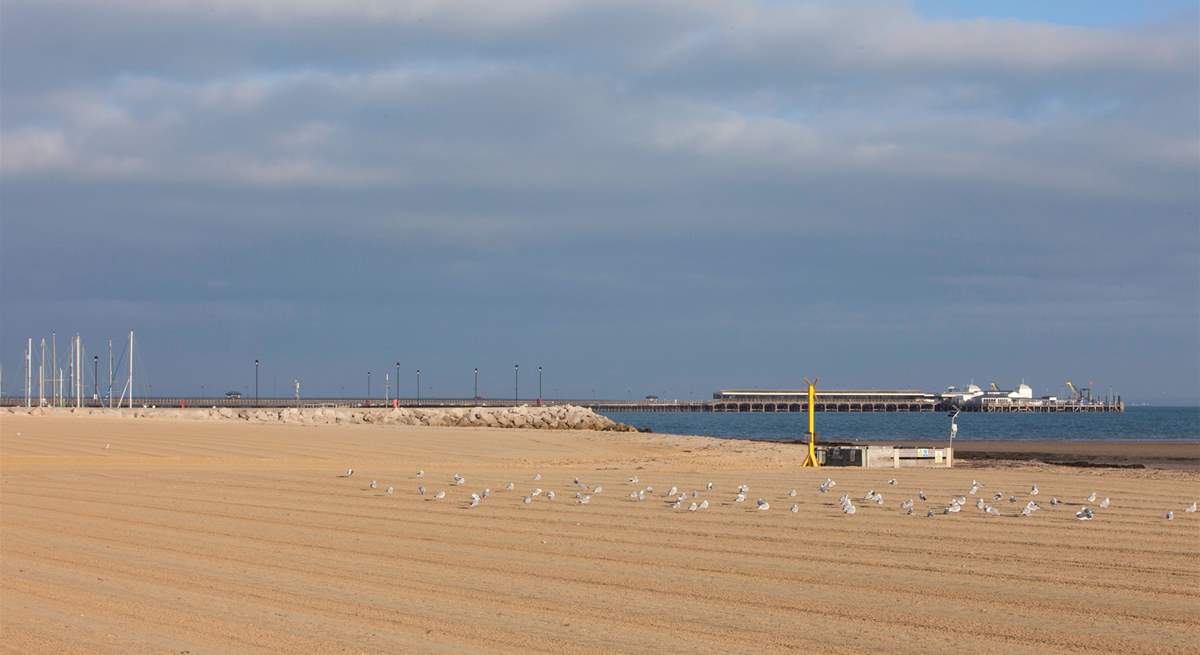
(538, 366), (543, 405)
(416, 369), (421, 403)
(92, 355), (99, 402)
(514, 364), (519, 402)
(474, 368), (479, 400)
(395, 362), (400, 404)
(367, 371), (371, 402)
(254, 359), (259, 405)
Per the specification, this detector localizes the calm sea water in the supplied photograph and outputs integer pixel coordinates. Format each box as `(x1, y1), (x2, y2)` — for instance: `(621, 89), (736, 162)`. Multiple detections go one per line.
(598, 406), (1199, 442)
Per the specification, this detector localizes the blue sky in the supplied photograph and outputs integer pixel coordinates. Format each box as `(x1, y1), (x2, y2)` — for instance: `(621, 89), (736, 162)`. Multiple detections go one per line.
(1, 1), (1197, 403)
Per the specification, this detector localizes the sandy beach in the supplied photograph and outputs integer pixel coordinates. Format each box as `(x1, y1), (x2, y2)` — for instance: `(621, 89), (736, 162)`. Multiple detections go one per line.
(1, 414), (1197, 654)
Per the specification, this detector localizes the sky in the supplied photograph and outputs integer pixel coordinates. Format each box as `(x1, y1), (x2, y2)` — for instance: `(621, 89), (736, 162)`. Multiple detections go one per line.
(1, 1), (1197, 404)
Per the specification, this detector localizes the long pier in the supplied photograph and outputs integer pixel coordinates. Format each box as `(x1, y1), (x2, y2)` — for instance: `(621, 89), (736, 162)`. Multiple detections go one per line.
(0, 396), (1123, 413)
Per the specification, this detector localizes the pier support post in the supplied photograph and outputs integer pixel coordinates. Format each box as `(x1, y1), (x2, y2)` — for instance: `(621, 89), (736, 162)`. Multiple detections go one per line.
(801, 378), (820, 468)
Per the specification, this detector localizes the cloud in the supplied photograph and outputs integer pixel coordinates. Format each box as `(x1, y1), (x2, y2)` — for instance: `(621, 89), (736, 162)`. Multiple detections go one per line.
(0, 1), (1196, 399)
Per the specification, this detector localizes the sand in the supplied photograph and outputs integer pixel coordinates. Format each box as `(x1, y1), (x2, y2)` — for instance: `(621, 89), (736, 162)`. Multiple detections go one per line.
(1, 415), (1197, 654)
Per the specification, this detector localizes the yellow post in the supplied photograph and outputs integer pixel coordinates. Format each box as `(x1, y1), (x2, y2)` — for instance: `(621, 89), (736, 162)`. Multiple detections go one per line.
(801, 377), (820, 467)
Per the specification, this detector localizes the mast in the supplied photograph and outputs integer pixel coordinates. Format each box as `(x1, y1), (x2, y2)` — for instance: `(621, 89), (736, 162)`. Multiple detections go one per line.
(24, 338), (31, 405)
(128, 330), (134, 408)
(107, 339), (113, 408)
(51, 331), (57, 406)
(39, 337), (45, 406)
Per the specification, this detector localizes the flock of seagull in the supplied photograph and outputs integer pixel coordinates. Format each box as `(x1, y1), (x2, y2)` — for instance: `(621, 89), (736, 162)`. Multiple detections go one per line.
(339, 467), (1197, 522)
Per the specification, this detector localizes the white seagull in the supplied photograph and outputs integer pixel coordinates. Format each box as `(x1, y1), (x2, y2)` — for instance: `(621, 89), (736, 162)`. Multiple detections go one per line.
(789, 504), (799, 513)
(385, 486), (394, 496)
(1087, 491), (1097, 503)
(434, 490), (446, 500)
(1099, 497), (1111, 509)
(1030, 483), (1039, 496)
(369, 480), (378, 489)
(1186, 502), (1197, 513)
(341, 468), (354, 478)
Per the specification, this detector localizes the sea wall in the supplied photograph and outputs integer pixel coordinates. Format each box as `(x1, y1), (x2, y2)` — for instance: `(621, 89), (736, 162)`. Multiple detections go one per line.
(4, 404), (637, 432)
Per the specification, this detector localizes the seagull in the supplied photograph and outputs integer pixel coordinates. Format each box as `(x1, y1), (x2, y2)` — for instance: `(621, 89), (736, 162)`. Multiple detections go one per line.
(887, 479), (896, 486)
(628, 476), (640, 484)
(688, 502), (698, 512)
(900, 499), (915, 515)
(482, 488), (491, 498)
(918, 490), (927, 501)
(533, 473), (541, 481)
(593, 486), (603, 494)
(927, 510), (935, 517)
(976, 498), (985, 510)
(469, 494), (481, 508)
(699, 499), (709, 510)
(843, 503), (857, 515)
(969, 482), (980, 496)
(523, 496), (532, 504)
(532, 488), (543, 497)
(578, 495), (591, 505)
(757, 501), (770, 511)
(671, 499), (682, 509)
(416, 470), (425, 478)
(629, 491), (639, 500)
(417, 485), (426, 496)
(369, 480), (378, 489)
(1020, 501), (1039, 517)
(645, 485), (654, 493)
(706, 481), (714, 491)
(735, 492), (747, 503)
(737, 484), (750, 494)
(818, 478), (836, 493)
(985, 505), (1000, 516)
(1030, 483), (1039, 496)
(547, 490), (556, 501)
(789, 504), (799, 513)
(1050, 496), (1060, 507)
(637, 490), (646, 501)
(505, 482), (515, 491)
(666, 486), (678, 497)
(385, 486), (394, 496)
(1099, 497), (1111, 509)
(1075, 507), (1094, 521)
(993, 492), (1003, 502)
(434, 490), (446, 500)
(692, 490), (699, 498)
(341, 468), (354, 478)
(788, 489), (798, 497)
(452, 473), (465, 486)
(1166, 511), (1174, 521)
(1087, 491), (1097, 503)
(1186, 502), (1197, 513)
(1009, 495), (1018, 503)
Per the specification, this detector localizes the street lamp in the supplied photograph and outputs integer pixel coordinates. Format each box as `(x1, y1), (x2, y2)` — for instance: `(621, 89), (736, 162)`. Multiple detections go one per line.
(395, 362), (400, 404)
(538, 366), (543, 405)
(474, 368), (479, 400)
(92, 355), (99, 402)
(254, 359), (259, 405)
(514, 364), (519, 402)
(367, 371), (371, 401)
(416, 369), (421, 403)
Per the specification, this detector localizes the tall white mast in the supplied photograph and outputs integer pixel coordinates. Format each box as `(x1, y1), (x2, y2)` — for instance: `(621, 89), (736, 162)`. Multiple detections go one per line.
(39, 337), (45, 406)
(25, 338), (32, 408)
(108, 339), (113, 408)
(75, 334), (83, 408)
(51, 331), (57, 406)
(128, 330), (134, 408)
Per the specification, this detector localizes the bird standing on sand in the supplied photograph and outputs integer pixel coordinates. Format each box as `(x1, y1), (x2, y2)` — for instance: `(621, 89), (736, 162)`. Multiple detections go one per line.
(688, 502), (698, 512)
(417, 485), (426, 496)
(505, 482), (515, 491)
(386, 486), (395, 496)
(706, 481), (714, 491)
(547, 490), (556, 501)
(788, 489), (798, 497)
(666, 486), (678, 497)
(482, 488), (491, 498)
(735, 492), (747, 503)
(416, 470), (424, 478)
(578, 495), (591, 505)
(918, 490), (927, 501)
(1166, 511), (1174, 521)
(699, 499), (709, 510)
(342, 468), (354, 478)
(593, 486), (603, 494)
(469, 493), (481, 508)
(1030, 483), (1039, 496)
(452, 473), (465, 486)
(1099, 497), (1111, 509)
(628, 476), (640, 484)
(1075, 507), (1094, 520)
(789, 504), (799, 513)
(1050, 496), (1060, 507)
(523, 495), (532, 504)
(1186, 502), (1197, 513)
(533, 473), (541, 481)
(887, 479), (896, 486)
(1087, 491), (1097, 503)
(756, 500), (770, 511)
(969, 481), (980, 495)
(900, 499), (915, 515)
(369, 480), (378, 489)
(985, 505), (999, 516)
(434, 490), (446, 500)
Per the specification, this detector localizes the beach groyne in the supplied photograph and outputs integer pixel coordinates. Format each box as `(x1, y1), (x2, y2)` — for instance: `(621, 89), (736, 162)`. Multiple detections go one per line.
(4, 405), (638, 432)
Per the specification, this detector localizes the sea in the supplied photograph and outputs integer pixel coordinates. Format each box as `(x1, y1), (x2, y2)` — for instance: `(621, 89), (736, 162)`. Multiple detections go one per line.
(597, 406), (1199, 442)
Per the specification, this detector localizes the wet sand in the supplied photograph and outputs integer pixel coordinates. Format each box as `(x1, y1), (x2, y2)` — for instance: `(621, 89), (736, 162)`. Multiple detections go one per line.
(1, 415), (1197, 654)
